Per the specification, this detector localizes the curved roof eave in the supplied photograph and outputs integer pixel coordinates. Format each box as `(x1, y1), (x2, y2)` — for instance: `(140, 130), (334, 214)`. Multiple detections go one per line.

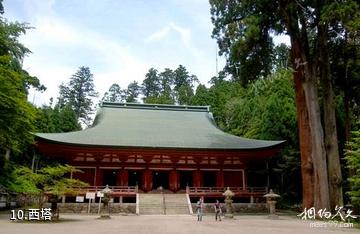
(35, 102), (286, 151)
(35, 134), (286, 151)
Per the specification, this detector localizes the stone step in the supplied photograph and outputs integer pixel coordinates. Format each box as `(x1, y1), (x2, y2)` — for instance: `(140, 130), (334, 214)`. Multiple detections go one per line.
(139, 194), (165, 215)
(165, 208), (189, 214)
(140, 199), (163, 202)
(140, 208), (164, 212)
(139, 207), (163, 209)
(165, 210), (189, 214)
(166, 209), (188, 212)
(165, 203), (187, 206)
(140, 207), (164, 213)
(139, 204), (163, 206)
(140, 209), (164, 213)
(165, 208), (188, 211)
(163, 194), (189, 215)
(166, 207), (188, 210)
(141, 211), (165, 215)
(140, 204), (163, 207)
(140, 202), (163, 204)
(139, 207), (163, 210)
(166, 198), (186, 200)
(166, 205), (188, 208)
(139, 193), (190, 215)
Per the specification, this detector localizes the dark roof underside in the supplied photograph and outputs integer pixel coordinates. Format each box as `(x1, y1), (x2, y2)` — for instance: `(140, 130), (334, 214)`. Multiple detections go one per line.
(35, 102), (284, 150)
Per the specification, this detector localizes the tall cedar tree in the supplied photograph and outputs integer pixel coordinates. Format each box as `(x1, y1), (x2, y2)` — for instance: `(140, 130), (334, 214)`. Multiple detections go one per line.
(322, 1), (360, 142)
(209, 0), (360, 210)
(125, 81), (141, 103)
(102, 83), (124, 103)
(142, 68), (161, 102)
(158, 68), (175, 104)
(102, 82), (141, 103)
(173, 65), (199, 105)
(142, 66), (198, 105)
(59, 66), (98, 126)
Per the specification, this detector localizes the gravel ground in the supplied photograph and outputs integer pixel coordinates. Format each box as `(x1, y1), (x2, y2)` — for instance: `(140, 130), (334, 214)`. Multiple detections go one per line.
(0, 212), (358, 234)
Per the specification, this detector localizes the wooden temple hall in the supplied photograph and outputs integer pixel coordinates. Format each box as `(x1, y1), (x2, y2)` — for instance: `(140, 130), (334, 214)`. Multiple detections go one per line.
(35, 102), (284, 201)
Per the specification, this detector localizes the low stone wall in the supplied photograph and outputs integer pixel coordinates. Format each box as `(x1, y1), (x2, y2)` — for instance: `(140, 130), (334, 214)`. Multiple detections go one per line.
(0, 194), (7, 209)
(192, 203), (267, 214)
(47, 203), (136, 214)
(0, 193), (22, 210)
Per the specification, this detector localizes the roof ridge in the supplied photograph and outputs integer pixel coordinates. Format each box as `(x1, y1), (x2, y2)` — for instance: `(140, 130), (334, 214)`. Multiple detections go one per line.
(101, 102), (210, 112)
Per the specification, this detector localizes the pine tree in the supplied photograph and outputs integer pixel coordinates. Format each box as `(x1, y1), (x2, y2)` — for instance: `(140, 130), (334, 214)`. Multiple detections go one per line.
(102, 83), (124, 103)
(142, 68), (161, 102)
(173, 65), (198, 105)
(124, 81), (141, 103)
(59, 66), (98, 126)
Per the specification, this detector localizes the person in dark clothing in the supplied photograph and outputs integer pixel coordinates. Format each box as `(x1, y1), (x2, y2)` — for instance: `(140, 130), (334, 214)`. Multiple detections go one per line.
(196, 198), (204, 221)
(214, 200), (222, 221)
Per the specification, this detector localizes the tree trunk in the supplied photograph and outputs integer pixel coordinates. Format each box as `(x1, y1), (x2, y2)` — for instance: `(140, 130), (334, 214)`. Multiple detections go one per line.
(49, 195), (60, 220)
(5, 148), (10, 161)
(318, 23), (343, 210)
(293, 64), (314, 208)
(304, 75), (330, 211)
(322, 77), (343, 210)
(283, 2), (330, 210)
(283, 5), (313, 209)
(344, 87), (351, 142)
(343, 32), (351, 142)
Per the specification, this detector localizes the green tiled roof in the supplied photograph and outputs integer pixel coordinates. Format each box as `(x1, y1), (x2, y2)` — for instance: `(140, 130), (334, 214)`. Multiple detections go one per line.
(35, 102), (284, 150)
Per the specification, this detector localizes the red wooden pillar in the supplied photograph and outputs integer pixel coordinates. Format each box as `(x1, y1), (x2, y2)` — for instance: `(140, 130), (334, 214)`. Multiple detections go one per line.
(142, 169), (153, 192)
(95, 167), (103, 186)
(216, 170), (224, 187)
(169, 170), (179, 192)
(117, 170), (128, 186)
(192, 170), (202, 187)
(116, 170), (122, 186)
(242, 170), (246, 189)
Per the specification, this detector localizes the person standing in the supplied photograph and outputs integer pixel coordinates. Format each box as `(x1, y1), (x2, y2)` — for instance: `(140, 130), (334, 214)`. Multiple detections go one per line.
(196, 198), (204, 221)
(214, 200), (222, 221)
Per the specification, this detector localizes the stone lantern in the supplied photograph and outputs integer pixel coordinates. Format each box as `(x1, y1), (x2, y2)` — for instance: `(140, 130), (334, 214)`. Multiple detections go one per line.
(100, 185), (112, 219)
(222, 187), (235, 218)
(263, 189), (280, 219)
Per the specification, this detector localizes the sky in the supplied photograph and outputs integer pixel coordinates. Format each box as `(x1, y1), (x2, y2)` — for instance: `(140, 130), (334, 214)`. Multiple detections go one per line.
(4, 0), (289, 106)
(3, 0), (228, 106)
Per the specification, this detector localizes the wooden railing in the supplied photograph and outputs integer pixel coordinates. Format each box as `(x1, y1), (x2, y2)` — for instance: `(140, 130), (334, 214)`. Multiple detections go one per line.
(65, 186), (266, 197)
(70, 186), (138, 195)
(186, 186), (268, 197)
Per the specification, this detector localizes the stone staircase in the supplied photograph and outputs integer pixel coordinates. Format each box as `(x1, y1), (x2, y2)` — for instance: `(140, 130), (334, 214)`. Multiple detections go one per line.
(138, 193), (189, 215)
(164, 194), (189, 215)
(139, 194), (165, 215)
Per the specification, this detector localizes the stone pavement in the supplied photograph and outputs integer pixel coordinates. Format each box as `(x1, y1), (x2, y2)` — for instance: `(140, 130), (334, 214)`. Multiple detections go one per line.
(0, 213), (358, 234)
